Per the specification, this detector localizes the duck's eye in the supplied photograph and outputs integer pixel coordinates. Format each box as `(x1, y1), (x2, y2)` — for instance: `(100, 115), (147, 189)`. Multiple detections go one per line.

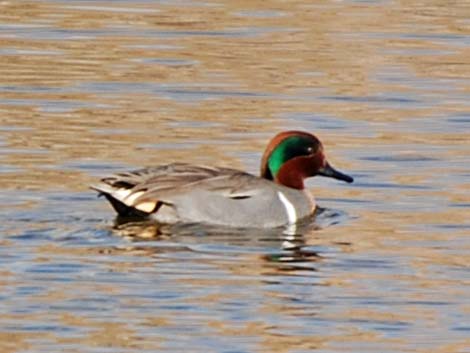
(306, 146), (314, 154)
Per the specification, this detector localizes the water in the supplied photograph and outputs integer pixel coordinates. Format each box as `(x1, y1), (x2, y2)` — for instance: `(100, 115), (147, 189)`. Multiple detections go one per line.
(0, 0), (469, 352)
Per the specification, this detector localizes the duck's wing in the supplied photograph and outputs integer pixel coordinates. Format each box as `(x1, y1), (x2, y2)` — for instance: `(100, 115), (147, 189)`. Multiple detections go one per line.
(98, 163), (232, 189)
(92, 163), (265, 216)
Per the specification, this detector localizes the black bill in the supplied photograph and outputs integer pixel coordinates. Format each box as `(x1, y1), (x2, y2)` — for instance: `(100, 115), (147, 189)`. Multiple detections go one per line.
(318, 163), (354, 183)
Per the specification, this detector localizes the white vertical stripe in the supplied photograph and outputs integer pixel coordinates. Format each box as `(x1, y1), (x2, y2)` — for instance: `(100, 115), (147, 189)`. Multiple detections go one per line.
(277, 191), (297, 224)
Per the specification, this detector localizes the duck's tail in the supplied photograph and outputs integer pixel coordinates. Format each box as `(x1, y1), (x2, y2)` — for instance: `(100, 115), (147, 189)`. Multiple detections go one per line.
(91, 184), (150, 218)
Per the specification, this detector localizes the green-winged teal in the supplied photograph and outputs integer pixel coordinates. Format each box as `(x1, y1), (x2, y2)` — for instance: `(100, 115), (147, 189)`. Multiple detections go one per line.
(92, 131), (354, 228)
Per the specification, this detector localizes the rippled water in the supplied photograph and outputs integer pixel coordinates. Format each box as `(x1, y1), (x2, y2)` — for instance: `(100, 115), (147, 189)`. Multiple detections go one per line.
(0, 1), (469, 352)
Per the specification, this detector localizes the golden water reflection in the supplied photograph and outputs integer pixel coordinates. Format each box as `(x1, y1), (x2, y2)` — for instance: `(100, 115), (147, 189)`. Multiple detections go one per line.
(0, 0), (469, 352)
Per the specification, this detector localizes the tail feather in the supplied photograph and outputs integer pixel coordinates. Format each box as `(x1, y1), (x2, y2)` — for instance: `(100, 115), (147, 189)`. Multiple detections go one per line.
(91, 184), (150, 218)
(102, 193), (149, 217)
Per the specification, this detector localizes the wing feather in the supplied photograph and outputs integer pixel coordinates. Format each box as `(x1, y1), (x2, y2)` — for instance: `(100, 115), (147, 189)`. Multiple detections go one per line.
(92, 163), (267, 215)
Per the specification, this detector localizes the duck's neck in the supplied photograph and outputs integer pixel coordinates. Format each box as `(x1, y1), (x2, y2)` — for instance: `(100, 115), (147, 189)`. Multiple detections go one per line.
(273, 158), (306, 190)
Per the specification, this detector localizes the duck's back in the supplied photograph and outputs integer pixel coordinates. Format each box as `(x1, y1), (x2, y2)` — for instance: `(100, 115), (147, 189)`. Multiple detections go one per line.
(92, 163), (315, 228)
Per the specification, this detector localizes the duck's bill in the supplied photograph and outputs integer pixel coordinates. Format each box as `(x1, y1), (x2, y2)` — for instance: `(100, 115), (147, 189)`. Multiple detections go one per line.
(318, 163), (354, 183)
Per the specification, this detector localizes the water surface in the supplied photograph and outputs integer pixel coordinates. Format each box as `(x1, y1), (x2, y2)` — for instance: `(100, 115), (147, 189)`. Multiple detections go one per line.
(0, 1), (469, 352)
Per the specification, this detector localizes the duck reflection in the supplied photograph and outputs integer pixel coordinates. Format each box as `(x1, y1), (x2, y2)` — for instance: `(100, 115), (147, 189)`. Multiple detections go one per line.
(110, 215), (328, 271)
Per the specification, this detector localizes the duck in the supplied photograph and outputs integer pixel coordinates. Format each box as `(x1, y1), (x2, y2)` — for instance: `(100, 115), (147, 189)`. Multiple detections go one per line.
(92, 130), (353, 228)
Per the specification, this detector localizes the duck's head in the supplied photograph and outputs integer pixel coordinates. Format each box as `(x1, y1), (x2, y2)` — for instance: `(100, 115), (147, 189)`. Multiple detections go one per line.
(260, 131), (354, 189)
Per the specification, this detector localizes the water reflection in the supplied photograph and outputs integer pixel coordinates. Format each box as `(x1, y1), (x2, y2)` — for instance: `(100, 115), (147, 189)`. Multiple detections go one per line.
(112, 216), (318, 248)
(1, 0), (469, 352)
(110, 215), (332, 274)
